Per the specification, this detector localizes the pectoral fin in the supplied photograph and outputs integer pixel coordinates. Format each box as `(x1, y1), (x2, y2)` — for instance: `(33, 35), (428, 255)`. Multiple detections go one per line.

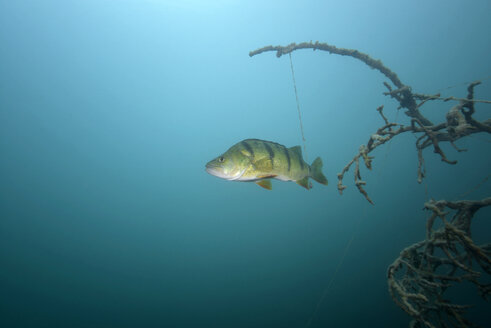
(253, 158), (273, 171)
(296, 177), (312, 190)
(255, 179), (272, 190)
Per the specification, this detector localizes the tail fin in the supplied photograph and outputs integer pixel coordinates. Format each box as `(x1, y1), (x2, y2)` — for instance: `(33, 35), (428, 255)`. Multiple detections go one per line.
(310, 157), (328, 185)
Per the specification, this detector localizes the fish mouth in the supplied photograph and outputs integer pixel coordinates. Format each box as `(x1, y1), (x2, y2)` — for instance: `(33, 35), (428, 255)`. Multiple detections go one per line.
(205, 161), (217, 171)
(206, 167), (228, 179)
(205, 166), (216, 175)
(205, 162), (223, 178)
(205, 161), (241, 180)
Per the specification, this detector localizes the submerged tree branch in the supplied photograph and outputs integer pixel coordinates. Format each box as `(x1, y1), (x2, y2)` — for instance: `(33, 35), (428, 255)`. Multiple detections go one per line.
(250, 41), (491, 204)
(250, 41), (491, 328)
(387, 198), (491, 328)
(250, 41), (405, 89)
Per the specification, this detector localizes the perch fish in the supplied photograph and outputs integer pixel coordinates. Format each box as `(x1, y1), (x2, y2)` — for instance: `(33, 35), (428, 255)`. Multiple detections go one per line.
(205, 138), (328, 190)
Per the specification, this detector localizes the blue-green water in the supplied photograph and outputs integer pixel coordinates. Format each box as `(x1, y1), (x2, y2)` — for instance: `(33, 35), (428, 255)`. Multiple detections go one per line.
(1, 1), (490, 327)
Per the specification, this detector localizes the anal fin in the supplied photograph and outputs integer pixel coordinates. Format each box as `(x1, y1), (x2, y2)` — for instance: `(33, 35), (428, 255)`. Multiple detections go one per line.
(296, 177), (312, 190)
(255, 179), (272, 190)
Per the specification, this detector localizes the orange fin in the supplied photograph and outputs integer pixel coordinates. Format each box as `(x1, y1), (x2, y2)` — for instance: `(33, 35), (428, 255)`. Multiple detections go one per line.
(255, 179), (272, 190)
(257, 174), (276, 179)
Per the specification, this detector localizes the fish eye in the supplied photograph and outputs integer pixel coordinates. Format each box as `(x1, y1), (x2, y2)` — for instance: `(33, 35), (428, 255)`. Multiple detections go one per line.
(218, 156), (224, 163)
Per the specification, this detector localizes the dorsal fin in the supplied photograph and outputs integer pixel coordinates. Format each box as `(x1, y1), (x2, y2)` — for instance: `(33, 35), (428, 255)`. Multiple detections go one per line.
(288, 145), (302, 157)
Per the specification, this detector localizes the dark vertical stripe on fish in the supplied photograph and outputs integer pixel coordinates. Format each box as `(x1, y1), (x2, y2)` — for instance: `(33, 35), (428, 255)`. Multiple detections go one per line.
(241, 140), (254, 159)
(299, 153), (304, 170)
(263, 142), (275, 168)
(283, 146), (291, 172)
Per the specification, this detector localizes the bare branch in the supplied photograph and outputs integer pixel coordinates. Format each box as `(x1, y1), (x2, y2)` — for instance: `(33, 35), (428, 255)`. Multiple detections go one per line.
(388, 198), (491, 328)
(250, 41), (490, 204)
(250, 40), (491, 328)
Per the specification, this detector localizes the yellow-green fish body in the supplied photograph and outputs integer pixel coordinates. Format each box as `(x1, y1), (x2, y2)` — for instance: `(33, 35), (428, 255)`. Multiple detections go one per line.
(205, 139), (328, 190)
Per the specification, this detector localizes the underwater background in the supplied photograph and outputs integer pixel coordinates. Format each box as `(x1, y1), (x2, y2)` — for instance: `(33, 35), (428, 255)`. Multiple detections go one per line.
(1, 0), (490, 327)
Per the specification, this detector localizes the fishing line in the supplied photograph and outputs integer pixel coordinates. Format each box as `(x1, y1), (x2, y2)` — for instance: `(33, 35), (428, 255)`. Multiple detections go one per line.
(306, 102), (402, 327)
(305, 77), (489, 325)
(432, 75), (491, 94)
(289, 53), (308, 163)
(305, 209), (364, 327)
(454, 174), (490, 200)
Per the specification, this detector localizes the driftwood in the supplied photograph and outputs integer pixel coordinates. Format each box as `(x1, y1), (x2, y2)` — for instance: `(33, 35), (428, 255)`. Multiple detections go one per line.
(388, 198), (491, 328)
(249, 41), (490, 327)
(249, 41), (490, 204)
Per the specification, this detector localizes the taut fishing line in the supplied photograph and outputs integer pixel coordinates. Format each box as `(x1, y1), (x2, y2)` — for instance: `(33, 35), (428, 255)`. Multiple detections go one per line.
(432, 75), (491, 94)
(299, 74), (490, 326)
(305, 213), (363, 327)
(304, 97), (401, 327)
(287, 52), (372, 327)
(289, 53), (308, 163)
(308, 105), (402, 326)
